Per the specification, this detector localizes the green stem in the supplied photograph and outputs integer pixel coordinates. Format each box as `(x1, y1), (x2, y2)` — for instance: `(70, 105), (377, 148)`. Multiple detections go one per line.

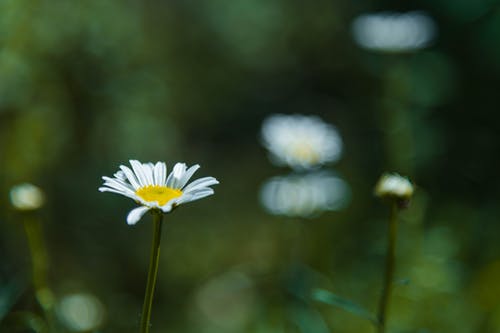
(289, 218), (305, 264)
(377, 203), (399, 333)
(140, 211), (164, 333)
(23, 217), (48, 296)
(22, 215), (56, 332)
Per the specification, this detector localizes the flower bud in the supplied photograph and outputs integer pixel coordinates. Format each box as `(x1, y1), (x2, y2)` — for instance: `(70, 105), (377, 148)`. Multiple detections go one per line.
(375, 173), (414, 207)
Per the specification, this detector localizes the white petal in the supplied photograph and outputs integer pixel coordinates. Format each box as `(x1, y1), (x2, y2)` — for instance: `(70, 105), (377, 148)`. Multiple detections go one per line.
(153, 162), (166, 186)
(100, 183), (135, 197)
(160, 201), (175, 213)
(102, 176), (135, 194)
(183, 177), (219, 193)
(189, 188), (215, 201)
(177, 164), (200, 189)
(119, 165), (141, 190)
(114, 170), (127, 181)
(142, 162), (155, 185)
(173, 195), (192, 205)
(173, 188), (214, 205)
(160, 195), (187, 212)
(99, 187), (138, 200)
(127, 206), (150, 225)
(166, 163), (187, 188)
(130, 160), (148, 187)
(173, 163), (187, 178)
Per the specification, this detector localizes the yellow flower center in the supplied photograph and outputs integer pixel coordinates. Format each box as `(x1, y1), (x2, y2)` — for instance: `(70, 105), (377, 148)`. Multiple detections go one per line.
(135, 185), (182, 206)
(291, 143), (319, 164)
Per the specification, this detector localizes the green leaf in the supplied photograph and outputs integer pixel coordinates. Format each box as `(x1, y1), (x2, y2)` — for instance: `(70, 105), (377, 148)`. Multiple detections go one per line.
(0, 277), (26, 321)
(312, 288), (377, 324)
(395, 278), (410, 286)
(288, 304), (330, 333)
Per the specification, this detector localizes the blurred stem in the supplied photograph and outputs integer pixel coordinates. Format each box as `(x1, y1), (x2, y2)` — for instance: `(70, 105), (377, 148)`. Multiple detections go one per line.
(376, 203), (399, 333)
(22, 214), (56, 332)
(290, 219), (305, 263)
(140, 210), (163, 333)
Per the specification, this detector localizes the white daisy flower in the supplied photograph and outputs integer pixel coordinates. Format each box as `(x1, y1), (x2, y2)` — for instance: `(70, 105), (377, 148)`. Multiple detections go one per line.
(351, 11), (436, 53)
(261, 114), (342, 170)
(99, 160), (219, 225)
(260, 172), (350, 218)
(10, 183), (45, 211)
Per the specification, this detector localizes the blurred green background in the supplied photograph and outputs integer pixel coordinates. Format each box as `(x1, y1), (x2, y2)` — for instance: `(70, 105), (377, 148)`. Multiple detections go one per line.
(1, 0), (500, 332)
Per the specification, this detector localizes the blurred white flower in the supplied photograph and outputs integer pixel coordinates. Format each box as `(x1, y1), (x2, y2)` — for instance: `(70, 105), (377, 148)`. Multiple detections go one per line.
(260, 172), (349, 218)
(57, 293), (105, 332)
(351, 11), (436, 53)
(194, 271), (257, 330)
(374, 173), (414, 201)
(261, 114), (343, 170)
(99, 160), (219, 225)
(9, 183), (45, 211)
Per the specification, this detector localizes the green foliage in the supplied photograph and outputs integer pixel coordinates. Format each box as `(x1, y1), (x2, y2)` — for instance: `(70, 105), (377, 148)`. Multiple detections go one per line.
(312, 288), (377, 324)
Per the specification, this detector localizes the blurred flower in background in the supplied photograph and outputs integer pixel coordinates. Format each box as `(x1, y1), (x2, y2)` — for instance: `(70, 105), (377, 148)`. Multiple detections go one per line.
(56, 292), (105, 332)
(192, 270), (258, 332)
(260, 114), (349, 218)
(9, 183), (45, 211)
(260, 172), (350, 218)
(261, 114), (342, 170)
(351, 11), (437, 53)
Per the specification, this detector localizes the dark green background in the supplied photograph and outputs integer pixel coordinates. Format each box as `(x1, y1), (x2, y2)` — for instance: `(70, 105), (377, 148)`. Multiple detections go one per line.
(1, 0), (499, 332)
